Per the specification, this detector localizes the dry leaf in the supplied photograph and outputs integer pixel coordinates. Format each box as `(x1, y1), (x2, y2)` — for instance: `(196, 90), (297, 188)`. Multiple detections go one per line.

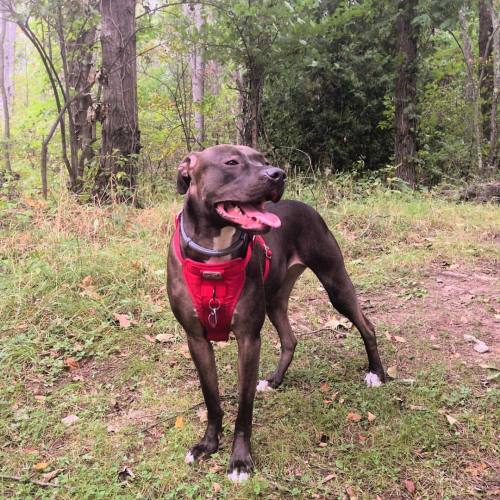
(197, 408), (207, 423)
(387, 366), (398, 378)
(367, 411), (376, 422)
(446, 414), (458, 426)
(212, 483), (221, 493)
(33, 462), (49, 471)
(404, 479), (416, 494)
(318, 473), (335, 484)
(114, 313), (131, 329)
(346, 411), (362, 422)
(174, 416), (184, 429)
(61, 414), (79, 427)
(385, 332), (393, 341)
(473, 341), (489, 353)
(179, 344), (191, 359)
(320, 382), (330, 393)
(143, 335), (155, 343)
(464, 462), (488, 477)
(393, 335), (407, 343)
(345, 485), (357, 500)
(155, 333), (174, 343)
(42, 468), (64, 482)
(64, 357), (79, 370)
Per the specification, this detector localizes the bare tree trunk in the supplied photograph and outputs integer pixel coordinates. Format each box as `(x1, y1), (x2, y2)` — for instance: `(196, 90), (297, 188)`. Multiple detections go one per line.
(68, 25), (97, 189)
(95, 0), (140, 204)
(0, 11), (12, 173)
(487, 2), (499, 170)
(238, 61), (264, 148)
(479, 0), (494, 140)
(183, 3), (205, 147)
(394, 0), (418, 187)
(459, 6), (484, 175)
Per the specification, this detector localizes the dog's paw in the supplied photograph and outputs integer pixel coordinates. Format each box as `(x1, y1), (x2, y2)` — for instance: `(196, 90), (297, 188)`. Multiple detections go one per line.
(185, 440), (218, 464)
(364, 371), (383, 387)
(256, 380), (273, 392)
(227, 457), (253, 482)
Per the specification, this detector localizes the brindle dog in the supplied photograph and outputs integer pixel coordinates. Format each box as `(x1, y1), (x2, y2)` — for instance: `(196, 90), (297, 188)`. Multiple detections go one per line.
(167, 144), (385, 481)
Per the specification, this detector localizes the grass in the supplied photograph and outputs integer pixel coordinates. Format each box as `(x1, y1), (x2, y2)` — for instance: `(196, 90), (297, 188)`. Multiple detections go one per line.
(0, 183), (498, 498)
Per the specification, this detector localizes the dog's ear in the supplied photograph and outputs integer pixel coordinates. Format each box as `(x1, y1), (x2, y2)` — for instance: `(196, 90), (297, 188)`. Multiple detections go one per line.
(176, 154), (198, 194)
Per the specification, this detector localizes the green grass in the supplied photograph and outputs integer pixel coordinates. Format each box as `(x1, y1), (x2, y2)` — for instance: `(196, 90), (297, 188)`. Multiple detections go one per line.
(1, 186), (498, 498)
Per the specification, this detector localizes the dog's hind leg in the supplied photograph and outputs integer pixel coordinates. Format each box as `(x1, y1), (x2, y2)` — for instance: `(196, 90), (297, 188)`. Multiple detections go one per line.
(305, 237), (386, 386)
(258, 263), (305, 391)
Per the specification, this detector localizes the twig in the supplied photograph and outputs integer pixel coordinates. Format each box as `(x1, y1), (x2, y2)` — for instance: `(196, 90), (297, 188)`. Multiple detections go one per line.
(0, 474), (59, 488)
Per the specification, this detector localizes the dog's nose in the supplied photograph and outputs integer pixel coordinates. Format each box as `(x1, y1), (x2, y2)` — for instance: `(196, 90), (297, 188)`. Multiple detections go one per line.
(264, 167), (286, 182)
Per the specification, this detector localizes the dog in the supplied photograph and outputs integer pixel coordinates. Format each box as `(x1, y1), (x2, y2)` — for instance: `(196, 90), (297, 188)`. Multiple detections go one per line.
(167, 144), (385, 481)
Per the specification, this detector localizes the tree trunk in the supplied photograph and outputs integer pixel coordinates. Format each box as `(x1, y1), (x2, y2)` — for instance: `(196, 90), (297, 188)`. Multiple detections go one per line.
(0, 11), (12, 173)
(183, 3), (205, 147)
(68, 25), (97, 189)
(394, 0), (418, 187)
(95, 0), (140, 204)
(487, 2), (499, 171)
(459, 6), (483, 175)
(479, 0), (494, 140)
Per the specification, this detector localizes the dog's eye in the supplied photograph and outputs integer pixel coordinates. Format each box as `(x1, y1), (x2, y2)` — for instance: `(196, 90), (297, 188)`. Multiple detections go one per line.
(225, 160), (239, 166)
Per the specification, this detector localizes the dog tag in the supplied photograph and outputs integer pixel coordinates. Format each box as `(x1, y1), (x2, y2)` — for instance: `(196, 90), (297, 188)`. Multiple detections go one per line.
(208, 296), (221, 328)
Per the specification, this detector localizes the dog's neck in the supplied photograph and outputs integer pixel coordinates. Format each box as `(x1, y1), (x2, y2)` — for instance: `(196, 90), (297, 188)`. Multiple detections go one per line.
(182, 196), (246, 263)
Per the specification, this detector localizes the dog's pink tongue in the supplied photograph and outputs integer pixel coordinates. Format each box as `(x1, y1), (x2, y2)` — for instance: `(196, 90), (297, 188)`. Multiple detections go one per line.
(240, 203), (281, 228)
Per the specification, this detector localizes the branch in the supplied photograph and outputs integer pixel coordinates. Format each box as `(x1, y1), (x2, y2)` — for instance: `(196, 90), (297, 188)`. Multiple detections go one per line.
(0, 474), (59, 488)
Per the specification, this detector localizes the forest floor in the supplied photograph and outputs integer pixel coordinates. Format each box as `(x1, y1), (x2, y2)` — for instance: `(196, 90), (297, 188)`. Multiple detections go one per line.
(0, 187), (498, 499)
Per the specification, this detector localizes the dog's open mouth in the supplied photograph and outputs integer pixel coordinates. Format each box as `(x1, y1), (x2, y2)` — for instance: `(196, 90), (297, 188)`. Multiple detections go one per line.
(215, 201), (281, 231)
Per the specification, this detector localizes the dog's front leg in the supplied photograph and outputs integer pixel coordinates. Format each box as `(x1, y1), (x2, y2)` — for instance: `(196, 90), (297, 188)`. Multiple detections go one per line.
(228, 331), (261, 481)
(185, 334), (223, 463)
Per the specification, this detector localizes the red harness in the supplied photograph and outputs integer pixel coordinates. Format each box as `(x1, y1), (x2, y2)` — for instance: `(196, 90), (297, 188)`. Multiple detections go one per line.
(173, 217), (272, 342)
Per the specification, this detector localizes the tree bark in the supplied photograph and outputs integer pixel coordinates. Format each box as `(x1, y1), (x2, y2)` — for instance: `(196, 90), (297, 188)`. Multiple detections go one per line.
(479, 0), (494, 140)
(459, 6), (483, 175)
(183, 3), (205, 147)
(0, 10), (12, 173)
(394, 0), (418, 187)
(487, 2), (499, 171)
(95, 0), (140, 204)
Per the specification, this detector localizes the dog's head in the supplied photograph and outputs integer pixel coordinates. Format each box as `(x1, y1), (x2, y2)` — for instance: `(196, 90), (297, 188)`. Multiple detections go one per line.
(177, 144), (286, 232)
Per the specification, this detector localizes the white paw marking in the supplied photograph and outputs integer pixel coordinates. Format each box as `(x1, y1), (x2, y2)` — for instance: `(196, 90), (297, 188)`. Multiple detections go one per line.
(227, 469), (249, 482)
(184, 451), (195, 464)
(256, 380), (273, 392)
(364, 372), (382, 387)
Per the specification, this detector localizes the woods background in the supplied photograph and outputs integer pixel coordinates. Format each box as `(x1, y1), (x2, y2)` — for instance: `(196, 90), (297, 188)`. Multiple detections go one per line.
(0, 0), (498, 204)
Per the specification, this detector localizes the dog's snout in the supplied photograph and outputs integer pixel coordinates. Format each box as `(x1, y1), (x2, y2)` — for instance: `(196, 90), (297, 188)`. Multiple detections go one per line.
(264, 167), (286, 182)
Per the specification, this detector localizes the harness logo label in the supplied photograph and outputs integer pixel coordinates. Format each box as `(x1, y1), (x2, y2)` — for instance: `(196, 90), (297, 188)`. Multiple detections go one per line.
(201, 271), (223, 280)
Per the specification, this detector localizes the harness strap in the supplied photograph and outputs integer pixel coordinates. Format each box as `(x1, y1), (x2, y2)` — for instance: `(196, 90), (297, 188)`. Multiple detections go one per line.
(173, 214), (272, 342)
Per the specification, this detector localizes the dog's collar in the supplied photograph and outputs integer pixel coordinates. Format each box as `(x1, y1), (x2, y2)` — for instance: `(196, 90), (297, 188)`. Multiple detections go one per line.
(179, 212), (248, 257)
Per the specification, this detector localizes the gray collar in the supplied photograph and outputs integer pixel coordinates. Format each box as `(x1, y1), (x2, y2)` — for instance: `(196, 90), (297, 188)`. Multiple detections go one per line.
(179, 212), (248, 257)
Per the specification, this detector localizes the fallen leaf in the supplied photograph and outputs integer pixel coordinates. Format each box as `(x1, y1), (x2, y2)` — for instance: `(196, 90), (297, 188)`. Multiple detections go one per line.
(155, 333), (174, 343)
(320, 382), (330, 393)
(385, 332), (393, 341)
(178, 344), (191, 359)
(197, 408), (207, 423)
(33, 462), (49, 471)
(318, 473), (335, 484)
(212, 483), (221, 493)
(345, 485), (357, 500)
(446, 414), (458, 426)
(357, 433), (368, 443)
(143, 334), (155, 343)
(61, 414), (79, 427)
(346, 411), (362, 422)
(114, 313), (131, 329)
(387, 366), (398, 378)
(64, 357), (79, 370)
(367, 411), (376, 422)
(464, 462), (488, 477)
(175, 416), (184, 429)
(42, 468), (64, 482)
(393, 335), (407, 343)
(79, 275), (93, 288)
(463, 334), (478, 342)
(404, 479), (416, 494)
(318, 442), (328, 448)
(118, 466), (135, 482)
